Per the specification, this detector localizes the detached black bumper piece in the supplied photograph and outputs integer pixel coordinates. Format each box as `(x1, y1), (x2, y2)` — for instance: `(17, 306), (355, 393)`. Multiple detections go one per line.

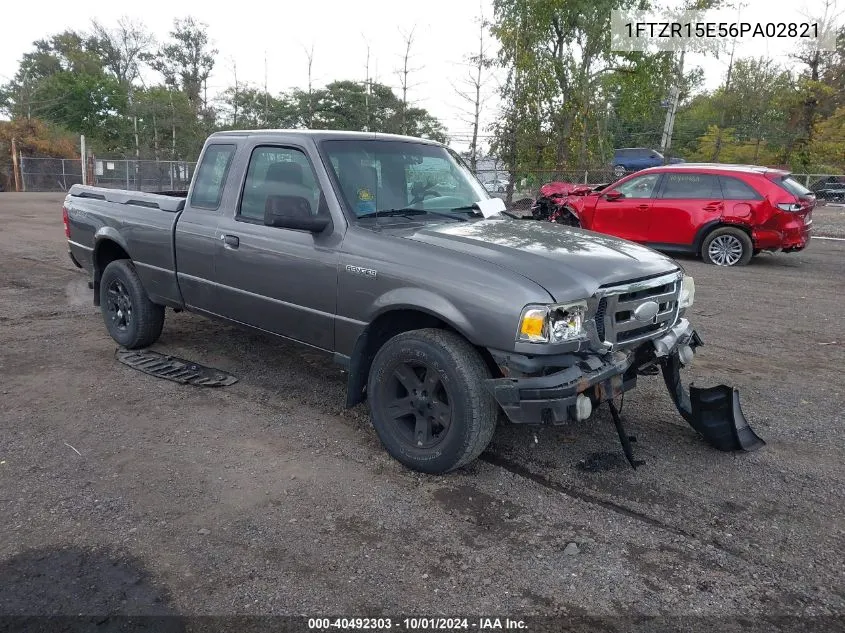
(661, 351), (765, 452)
(485, 351), (635, 425)
(115, 348), (238, 387)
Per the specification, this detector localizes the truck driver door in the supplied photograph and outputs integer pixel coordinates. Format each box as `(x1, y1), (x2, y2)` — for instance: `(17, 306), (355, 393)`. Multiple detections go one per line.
(212, 143), (342, 350)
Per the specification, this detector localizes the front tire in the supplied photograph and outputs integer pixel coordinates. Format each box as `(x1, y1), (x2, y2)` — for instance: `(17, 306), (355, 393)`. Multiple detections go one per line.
(554, 208), (581, 228)
(100, 259), (165, 348)
(701, 227), (753, 266)
(367, 328), (498, 474)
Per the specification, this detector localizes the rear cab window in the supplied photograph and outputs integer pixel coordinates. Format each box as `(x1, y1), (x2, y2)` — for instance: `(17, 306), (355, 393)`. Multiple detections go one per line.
(190, 144), (236, 209)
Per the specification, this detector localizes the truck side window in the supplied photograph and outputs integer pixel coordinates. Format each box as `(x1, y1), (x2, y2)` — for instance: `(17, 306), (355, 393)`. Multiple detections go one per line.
(239, 146), (323, 222)
(190, 144), (236, 210)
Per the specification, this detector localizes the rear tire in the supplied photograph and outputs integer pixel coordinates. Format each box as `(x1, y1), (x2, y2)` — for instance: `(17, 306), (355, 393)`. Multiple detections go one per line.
(367, 328), (498, 474)
(701, 227), (753, 266)
(100, 259), (165, 349)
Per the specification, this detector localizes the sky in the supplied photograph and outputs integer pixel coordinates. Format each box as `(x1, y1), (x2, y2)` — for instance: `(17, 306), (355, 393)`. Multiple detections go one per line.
(0, 0), (838, 153)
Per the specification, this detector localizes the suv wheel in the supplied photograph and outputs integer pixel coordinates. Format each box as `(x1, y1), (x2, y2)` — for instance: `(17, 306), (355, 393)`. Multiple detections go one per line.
(554, 209), (581, 228)
(613, 165), (626, 178)
(701, 227), (753, 266)
(100, 260), (165, 348)
(367, 328), (498, 474)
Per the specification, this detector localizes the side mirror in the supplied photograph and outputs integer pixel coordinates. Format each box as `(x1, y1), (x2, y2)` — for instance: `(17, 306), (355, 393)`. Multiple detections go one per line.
(264, 195), (331, 233)
(603, 191), (624, 201)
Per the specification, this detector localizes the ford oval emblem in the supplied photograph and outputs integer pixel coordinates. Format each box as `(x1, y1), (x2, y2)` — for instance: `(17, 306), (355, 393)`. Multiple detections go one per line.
(633, 301), (660, 323)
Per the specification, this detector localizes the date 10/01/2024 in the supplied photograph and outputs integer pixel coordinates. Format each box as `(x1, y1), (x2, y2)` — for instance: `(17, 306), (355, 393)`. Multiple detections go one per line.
(307, 617), (528, 630)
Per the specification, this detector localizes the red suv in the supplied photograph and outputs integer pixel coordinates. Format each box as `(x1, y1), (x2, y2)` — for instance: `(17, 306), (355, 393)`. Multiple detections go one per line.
(556, 164), (815, 266)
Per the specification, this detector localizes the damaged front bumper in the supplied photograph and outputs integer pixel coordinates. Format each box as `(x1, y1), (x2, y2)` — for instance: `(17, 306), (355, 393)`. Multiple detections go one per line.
(486, 318), (699, 426)
(486, 317), (765, 458)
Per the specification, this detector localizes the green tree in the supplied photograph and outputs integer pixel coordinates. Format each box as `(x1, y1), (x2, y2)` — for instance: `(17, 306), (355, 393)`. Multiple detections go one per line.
(34, 71), (129, 149)
(90, 17), (154, 86)
(217, 85), (302, 129)
(676, 58), (798, 165)
(309, 80), (446, 141)
(149, 17), (216, 114)
(489, 0), (698, 172)
(810, 105), (845, 170)
(0, 30), (104, 119)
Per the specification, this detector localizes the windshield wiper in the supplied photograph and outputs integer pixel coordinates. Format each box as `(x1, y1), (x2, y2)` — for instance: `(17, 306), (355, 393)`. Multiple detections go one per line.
(357, 208), (467, 222)
(448, 203), (520, 219)
(357, 208), (428, 219)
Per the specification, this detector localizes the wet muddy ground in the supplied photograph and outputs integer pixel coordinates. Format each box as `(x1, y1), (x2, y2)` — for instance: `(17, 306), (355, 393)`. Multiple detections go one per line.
(1, 193), (843, 629)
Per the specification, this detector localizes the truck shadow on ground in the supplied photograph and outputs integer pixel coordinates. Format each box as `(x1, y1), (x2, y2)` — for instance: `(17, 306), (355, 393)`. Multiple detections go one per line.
(0, 546), (184, 632)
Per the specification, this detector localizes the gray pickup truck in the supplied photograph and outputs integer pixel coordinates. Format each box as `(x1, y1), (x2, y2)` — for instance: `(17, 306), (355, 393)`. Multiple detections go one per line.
(63, 130), (763, 474)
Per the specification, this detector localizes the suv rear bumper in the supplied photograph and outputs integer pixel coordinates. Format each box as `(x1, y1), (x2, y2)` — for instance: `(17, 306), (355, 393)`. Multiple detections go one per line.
(486, 319), (696, 425)
(753, 212), (812, 252)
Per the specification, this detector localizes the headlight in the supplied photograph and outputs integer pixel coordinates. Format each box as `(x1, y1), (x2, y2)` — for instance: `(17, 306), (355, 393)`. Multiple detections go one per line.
(679, 275), (695, 309)
(517, 302), (587, 343)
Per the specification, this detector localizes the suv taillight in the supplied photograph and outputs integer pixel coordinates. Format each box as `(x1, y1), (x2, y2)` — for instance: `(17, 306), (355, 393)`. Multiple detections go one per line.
(62, 206), (70, 238)
(777, 202), (802, 212)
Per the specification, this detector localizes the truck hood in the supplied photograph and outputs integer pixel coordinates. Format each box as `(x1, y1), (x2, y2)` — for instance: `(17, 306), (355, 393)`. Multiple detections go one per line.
(401, 218), (680, 302)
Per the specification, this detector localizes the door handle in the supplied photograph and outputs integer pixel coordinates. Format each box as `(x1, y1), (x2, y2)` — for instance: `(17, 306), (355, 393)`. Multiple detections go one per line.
(637, 204), (650, 209)
(703, 202), (723, 211)
(222, 234), (239, 249)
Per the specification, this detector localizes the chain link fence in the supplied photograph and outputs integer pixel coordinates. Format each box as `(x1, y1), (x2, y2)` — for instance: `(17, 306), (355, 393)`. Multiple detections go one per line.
(18, 158), (84, 192)
(19, 157), (197, 193)
(14, 156), (845, 205)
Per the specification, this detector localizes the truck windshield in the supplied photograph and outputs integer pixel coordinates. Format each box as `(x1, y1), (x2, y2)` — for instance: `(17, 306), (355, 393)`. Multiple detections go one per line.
(319, 139), (490, 220)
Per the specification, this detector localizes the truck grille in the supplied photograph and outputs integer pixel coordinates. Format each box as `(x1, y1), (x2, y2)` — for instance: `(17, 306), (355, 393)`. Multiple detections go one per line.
(593, 273), (681, 349)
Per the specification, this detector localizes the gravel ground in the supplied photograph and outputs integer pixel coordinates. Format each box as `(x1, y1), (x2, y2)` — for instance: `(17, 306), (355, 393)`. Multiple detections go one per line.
(1, 193), (844, 630)
(812, 203), (845, 238)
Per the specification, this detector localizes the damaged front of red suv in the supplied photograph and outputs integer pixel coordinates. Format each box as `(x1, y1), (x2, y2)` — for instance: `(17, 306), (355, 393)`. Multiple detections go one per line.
(531, 181), (604, 226)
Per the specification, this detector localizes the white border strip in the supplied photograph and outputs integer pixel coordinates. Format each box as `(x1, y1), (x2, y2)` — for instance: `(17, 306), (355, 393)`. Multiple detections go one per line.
(814, 236), (845, 241)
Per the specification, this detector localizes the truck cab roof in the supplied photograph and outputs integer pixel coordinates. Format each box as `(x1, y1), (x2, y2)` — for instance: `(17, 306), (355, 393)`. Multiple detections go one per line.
(207, 129), (442, 146)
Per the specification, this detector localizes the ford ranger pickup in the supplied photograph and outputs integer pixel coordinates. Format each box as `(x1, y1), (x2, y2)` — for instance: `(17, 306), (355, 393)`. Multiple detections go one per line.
(63, 130), (764, 474)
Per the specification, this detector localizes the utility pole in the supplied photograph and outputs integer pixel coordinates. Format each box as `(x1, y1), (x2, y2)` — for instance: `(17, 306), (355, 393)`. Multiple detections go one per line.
(11, 138), (21, 192)
(169, 91), (177, 161)
(264, 51), (269, 126)
(80, 135), (87, 186)
(711, 36), (737, 162)
(303, 44), (315, 128)
(363, 39), (371, 133)
(660, 84), (681, 160)
(231, 59), (239, 127)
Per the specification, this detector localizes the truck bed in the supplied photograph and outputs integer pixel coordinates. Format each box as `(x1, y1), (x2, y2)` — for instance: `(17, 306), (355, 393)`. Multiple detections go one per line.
(64, 185), (187, 307)
(67, 184), (187, 212)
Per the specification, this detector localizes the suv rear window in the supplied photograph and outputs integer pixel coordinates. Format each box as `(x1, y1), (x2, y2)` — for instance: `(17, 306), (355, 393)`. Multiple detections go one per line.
(659, 173), (720, 199)
(776, 176), (813, 197)
(719, 176), (762, 200)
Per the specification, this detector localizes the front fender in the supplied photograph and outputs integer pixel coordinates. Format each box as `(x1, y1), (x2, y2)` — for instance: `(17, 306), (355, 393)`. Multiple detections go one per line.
(369, 287), (478, 344)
